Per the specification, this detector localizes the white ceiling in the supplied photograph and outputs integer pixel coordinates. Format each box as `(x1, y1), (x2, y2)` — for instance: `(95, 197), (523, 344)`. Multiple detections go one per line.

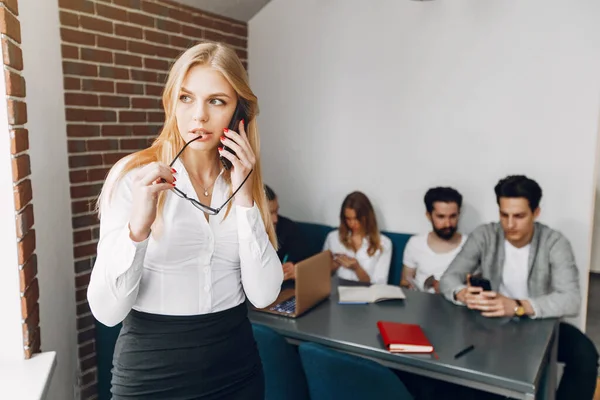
(169, 0), (271, 22)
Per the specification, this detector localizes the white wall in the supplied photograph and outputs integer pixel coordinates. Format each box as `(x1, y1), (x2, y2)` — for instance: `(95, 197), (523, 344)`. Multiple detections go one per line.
(249, 0), (600, 328)
(20, 0), (77, 398)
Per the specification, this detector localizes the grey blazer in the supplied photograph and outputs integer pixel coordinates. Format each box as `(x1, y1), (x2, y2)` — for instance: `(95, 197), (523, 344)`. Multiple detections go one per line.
(439, 222), (580, 318)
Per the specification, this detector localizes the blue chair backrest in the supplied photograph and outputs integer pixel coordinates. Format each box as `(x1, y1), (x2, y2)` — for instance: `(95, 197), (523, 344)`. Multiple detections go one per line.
(298, 342), (413, 400)
(382, 230), (412, 285)
(296, 221), (335, 260)
(95, 320), (121, 400)
(252, 324), (310, 400)
(296, 222), (413, 285)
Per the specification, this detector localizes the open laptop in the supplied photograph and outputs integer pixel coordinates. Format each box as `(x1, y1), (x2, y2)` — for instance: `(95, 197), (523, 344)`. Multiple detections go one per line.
(254, 250), (332, 318)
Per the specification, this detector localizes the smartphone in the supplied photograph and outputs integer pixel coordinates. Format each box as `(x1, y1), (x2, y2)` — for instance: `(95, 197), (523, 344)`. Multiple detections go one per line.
(468, 275), (492, 291)
(220, 102), (249, 170)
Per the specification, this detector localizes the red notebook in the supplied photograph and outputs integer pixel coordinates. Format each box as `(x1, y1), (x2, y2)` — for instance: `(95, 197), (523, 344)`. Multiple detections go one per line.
(377, 321), (434, 353)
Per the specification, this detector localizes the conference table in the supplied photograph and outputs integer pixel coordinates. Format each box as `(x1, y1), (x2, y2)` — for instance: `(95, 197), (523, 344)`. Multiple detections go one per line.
(248, 279), (559, 400)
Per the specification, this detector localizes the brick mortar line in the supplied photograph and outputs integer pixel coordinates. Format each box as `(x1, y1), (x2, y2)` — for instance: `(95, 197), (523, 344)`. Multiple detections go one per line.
(74, 256), (97, 262)
(0, 3), (17, 18)
(71, 217), (98, 223)
(65, 104), (164, 112)
(59, 18), (247, 50)
(62, 58), (176, 73)
(73, 224), (99, 232)
(71, 209), (98, 216)
(6, 95), (26, 101)
(11, 149), (29, 158)
(74, 244), (98, 251)
(59, 4), (247, 40)
(58, 24), (247, 50)
(13, 174), (32, 185)
(68, 136), (155, 140)
(75, 269), (95, 277)
(78, 338), (95, 347)
(61, 42), (191, 63)
(60, 41), (247, 64)
(63, 74), (167, 83)
(77, 310), (92, 318)
(1, 33), (20, 47)
(4, 64), (24, 75)
(69, 194), (99, 201)
(74, 242), (99, 249)
(68, 148), (146, 155)
(64, 88), (168, 94)
(64, 90), (163, 99)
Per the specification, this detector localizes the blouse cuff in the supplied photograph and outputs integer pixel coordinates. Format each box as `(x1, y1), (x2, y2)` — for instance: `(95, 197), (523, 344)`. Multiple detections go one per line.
(235, 203), (270, 260)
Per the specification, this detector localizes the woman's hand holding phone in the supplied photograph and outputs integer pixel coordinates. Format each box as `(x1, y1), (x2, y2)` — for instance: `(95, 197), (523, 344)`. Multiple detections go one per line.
(219, 120), (255, 208)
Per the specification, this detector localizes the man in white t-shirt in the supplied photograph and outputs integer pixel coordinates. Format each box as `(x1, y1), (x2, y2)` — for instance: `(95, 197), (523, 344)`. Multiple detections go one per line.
(401, 187), (466, 293)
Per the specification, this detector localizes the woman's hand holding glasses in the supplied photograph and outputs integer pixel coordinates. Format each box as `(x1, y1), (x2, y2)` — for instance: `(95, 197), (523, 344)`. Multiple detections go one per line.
(129, 162), (176, 242)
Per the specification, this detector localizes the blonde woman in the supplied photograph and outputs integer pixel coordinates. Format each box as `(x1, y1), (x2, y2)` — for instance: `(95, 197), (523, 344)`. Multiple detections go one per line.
(323, 191), (392, 284)
(87, 42), (283, 399)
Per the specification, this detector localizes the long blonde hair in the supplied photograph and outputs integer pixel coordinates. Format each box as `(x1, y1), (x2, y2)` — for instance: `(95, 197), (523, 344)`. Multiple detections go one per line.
(97, 42), (277, 247)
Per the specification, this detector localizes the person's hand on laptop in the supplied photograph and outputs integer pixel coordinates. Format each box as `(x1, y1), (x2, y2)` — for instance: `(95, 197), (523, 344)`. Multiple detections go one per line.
(282, 262), (295, 280)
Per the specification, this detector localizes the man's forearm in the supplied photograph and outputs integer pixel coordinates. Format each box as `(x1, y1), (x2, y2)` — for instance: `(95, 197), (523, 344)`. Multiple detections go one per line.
(526, 290), (580, 319)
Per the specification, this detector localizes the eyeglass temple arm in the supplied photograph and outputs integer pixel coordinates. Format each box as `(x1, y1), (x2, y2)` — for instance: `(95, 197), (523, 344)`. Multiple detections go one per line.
(216, 169), (254, 212)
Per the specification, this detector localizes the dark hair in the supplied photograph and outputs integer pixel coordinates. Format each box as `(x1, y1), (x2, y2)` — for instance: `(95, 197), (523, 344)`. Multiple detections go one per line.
(494, 175), (542, 211)
(264, 185), (276, 201)
(339, 191), (381, 256)
(424, 187), (463, 213)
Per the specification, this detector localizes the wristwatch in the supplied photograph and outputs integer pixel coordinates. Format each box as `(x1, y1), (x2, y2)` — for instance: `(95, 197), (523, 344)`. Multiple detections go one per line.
(514, 299), (525, 317)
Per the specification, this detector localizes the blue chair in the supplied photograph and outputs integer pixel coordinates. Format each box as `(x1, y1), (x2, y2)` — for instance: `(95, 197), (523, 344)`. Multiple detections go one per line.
(252, 324), (310, 400)
(299, 342), (413, 400)
(382, 230), (413, 286)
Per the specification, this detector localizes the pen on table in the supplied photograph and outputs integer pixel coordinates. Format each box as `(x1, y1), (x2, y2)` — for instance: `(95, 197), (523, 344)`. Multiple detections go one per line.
(454, 345), (475, 359)
(282, 254), (289, 264)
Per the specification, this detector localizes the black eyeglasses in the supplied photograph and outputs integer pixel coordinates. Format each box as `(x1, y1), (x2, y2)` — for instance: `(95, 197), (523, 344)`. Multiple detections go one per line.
(166, 136), (253, 215)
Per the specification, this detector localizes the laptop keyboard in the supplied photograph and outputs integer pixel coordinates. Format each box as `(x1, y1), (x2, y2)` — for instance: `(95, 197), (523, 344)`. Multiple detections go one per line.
(270, 297), (296, 314)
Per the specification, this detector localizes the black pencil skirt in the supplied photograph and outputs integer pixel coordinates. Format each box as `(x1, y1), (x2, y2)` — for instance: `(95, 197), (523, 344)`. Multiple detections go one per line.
(110, 303), (264, 400)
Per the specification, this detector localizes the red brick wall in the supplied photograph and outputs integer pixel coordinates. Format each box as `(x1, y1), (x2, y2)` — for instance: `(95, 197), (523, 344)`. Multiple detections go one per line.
(1, 0), (40, 360)
(57, 0), (248, 398)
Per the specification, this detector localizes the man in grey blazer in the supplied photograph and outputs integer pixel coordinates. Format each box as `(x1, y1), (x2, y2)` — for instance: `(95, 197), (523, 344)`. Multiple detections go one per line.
(440, 175), (598, 400)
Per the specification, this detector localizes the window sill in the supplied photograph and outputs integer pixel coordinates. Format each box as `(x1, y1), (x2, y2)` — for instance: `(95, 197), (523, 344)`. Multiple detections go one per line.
(0, 351), (57, 400)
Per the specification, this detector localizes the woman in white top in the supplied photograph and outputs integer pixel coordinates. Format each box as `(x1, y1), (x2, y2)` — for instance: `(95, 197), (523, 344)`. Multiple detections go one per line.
(323, 191), (392, 284)
(87, 42), (283, 399)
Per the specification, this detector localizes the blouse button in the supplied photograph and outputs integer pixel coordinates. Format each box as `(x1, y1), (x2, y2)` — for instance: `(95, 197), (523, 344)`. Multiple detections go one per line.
(204, 285), (210, 292)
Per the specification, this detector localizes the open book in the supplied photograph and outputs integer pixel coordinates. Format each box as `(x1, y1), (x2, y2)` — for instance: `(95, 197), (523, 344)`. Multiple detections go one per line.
(338, 284), (406, 304)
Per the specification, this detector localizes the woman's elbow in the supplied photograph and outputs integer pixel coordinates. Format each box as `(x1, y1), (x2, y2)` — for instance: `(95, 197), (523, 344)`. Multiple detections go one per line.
(88, 299), (123, 327)
(246, 277), (282, 308)
(247, 289), (280, 309)
(87, 285), (127, 327)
